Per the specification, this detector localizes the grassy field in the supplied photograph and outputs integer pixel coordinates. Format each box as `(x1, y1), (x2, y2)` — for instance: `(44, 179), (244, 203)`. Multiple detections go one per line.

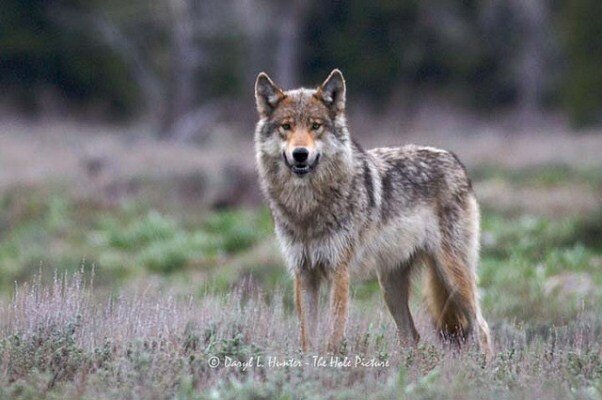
(0, 155), (601, 398)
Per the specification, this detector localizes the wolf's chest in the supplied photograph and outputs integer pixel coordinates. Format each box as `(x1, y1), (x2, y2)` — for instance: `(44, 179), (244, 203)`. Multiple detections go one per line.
(275, 222), (354, 272)
(270, 191), (353, 238)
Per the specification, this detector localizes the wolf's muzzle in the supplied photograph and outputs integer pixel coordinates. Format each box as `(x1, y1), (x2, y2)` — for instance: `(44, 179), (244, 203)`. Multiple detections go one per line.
(283, 151), (320, 176)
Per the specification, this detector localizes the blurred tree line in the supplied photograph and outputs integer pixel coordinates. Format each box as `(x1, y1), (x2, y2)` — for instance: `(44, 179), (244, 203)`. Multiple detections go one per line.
(0, 0), (600, 136)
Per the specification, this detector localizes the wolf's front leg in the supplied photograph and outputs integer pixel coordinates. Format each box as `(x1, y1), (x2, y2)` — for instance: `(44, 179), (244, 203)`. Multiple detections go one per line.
(327, 264), (350, 352)
(294, 271), (320, 351)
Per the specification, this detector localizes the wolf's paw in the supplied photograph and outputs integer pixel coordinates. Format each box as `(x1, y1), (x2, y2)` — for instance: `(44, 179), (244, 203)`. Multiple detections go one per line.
(326, 337), (348, 355)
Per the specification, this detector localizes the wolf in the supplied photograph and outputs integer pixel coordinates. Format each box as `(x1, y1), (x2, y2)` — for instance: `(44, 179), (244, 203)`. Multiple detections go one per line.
(254, 69), (492, 356)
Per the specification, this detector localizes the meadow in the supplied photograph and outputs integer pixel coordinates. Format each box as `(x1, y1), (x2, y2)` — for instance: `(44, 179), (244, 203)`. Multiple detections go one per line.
(0, 128), (601, 399)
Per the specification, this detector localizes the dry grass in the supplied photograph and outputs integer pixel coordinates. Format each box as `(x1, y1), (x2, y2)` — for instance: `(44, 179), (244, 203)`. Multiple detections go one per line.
(0, 272), (601, 399)
(1, 119), (601, 213)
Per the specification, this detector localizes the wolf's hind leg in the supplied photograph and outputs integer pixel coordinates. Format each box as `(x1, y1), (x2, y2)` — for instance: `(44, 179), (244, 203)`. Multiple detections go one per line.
(378, 263), (419, 345)
(476, 304), (492, 357)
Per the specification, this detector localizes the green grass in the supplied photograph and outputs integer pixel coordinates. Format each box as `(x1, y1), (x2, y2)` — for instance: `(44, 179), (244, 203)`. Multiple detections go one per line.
(479, 212), (602, 322)
(0, 187), (273, 291)
(471, 164), (602, 189)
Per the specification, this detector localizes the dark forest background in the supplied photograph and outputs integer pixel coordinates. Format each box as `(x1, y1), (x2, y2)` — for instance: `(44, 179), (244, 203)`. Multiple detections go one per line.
(1, 0), (601, 140)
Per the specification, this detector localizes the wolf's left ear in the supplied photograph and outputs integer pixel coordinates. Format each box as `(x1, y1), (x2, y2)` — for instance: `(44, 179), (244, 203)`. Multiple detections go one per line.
(255, 72), (285, 116)
(317, 69), (346, 113)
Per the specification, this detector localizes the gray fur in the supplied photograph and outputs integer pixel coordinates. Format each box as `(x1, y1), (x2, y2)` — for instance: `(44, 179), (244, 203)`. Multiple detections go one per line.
(254, 70), (491, 354)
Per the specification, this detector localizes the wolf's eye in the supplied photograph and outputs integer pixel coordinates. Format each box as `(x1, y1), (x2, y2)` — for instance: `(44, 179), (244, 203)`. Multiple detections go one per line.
(311, 122), (321, 130)
(281, 123), (291, 131)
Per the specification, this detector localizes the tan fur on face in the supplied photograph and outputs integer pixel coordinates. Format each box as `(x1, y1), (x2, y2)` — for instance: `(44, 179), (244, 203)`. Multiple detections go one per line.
(285, 127), (316, 152)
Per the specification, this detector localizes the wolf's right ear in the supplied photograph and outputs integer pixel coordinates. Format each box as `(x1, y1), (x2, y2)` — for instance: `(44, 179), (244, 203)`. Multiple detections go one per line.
(255, 73), (285, 116)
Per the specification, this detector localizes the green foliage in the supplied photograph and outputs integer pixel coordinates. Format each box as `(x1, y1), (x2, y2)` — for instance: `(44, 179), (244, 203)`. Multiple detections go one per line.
(479, 213), (602, 321)
(90, 209), (272, 274)
(3, 316), (94, 388)
(0, 0), (599, 123)
(0, 0), (138, 117)
(98, 211), (178, 250)
(472, 164), (602, 189)
(201, 375), (316, 400)
(305, 1), (419, 100)
(203, 209), (272, 254)
(135, 232), (208, 274)
(0, 190), (274, 290)
(563, 0), (602, 127)
(304, 1), (521, 109)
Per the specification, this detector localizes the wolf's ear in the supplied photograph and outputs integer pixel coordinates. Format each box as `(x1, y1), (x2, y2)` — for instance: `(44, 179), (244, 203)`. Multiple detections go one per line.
(317, 69), (346, 113)
(255, 72), (285, 116)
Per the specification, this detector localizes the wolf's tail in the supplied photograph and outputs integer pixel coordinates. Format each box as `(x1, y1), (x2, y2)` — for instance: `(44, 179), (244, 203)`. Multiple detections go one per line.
(423, 253), (476, 344)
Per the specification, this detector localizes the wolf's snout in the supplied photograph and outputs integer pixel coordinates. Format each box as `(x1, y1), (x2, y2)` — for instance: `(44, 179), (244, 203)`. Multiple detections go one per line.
(292, 148), (309, 163)
(283, 147), (320, 176)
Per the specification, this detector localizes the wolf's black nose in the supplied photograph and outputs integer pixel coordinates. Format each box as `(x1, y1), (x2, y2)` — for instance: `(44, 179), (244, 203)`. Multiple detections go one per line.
(292, 148), (309, 163)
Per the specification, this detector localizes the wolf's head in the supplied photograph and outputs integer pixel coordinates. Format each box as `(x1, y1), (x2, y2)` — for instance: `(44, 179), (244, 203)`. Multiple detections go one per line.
(254, 69), (351, 179)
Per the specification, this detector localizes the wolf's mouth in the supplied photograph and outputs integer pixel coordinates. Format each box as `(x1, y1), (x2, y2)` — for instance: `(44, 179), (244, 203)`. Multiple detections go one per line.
(283, 152), (320, 176)
(292, 165), (311, 175)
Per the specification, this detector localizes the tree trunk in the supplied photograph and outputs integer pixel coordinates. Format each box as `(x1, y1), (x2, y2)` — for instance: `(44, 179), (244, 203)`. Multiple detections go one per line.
(161, 0), (197, 139)
(275, 0), (309, 89)
(509, 0), (549, 123)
